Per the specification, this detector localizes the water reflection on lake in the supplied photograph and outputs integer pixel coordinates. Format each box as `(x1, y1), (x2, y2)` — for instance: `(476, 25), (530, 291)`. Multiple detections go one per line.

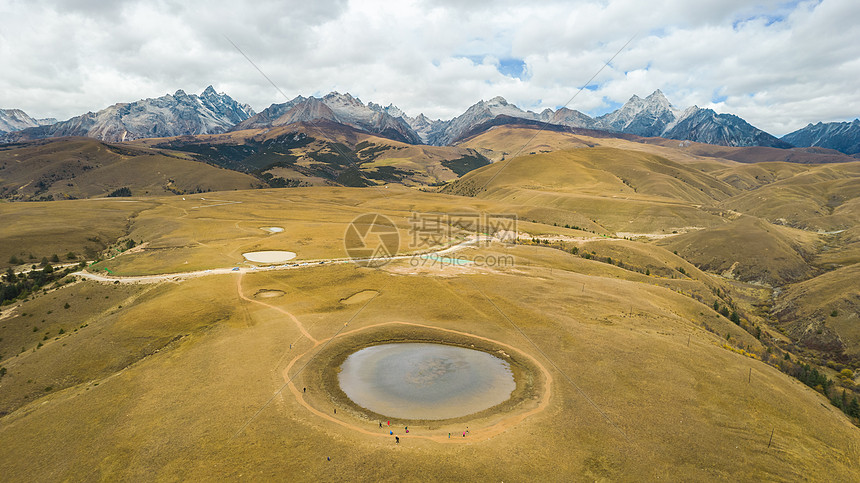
(338, 343), (515, 420)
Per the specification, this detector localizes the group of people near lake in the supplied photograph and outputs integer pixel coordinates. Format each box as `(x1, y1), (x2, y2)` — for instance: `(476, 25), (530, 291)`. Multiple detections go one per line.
(378, 420), (469, 444)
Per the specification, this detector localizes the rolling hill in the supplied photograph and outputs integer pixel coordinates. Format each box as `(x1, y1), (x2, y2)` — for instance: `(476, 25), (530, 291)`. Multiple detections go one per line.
(0, 137), (262, 201)
(147, 121), (490, 187)
(0, 186), (858, 480)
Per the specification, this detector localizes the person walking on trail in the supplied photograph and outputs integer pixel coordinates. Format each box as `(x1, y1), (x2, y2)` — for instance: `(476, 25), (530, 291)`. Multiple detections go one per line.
(379, 422), (383, 428)
(395, 436), (399, 444)
(303, 387), (306, 393)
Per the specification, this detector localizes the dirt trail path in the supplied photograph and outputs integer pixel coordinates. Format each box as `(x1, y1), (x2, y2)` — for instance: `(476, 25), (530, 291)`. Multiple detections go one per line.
(67, 235), (552, 442)
(235, 272), (553, 444)
(73, 236), (490, 285)
(236, 273), (317, 344)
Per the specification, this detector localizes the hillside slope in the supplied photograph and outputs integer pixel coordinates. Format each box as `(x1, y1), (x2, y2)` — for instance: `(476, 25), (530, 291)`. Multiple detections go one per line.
(0, 138), (261, 201)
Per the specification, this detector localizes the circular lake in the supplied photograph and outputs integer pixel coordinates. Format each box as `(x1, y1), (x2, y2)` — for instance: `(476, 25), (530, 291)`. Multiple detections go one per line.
(338, 342), (516, 420)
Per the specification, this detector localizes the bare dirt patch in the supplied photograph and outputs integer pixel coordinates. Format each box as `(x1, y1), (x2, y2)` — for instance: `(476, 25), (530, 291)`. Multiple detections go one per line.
(339, 290), (379, 305)
(254, 289), (285, 298)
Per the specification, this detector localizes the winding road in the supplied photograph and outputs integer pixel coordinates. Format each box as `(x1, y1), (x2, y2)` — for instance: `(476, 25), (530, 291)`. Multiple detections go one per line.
(69, 234), (551, 443)
(72, 235), (491, 284)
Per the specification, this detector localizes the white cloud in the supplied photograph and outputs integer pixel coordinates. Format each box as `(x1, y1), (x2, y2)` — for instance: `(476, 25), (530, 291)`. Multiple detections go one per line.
(0, 0), (857, 136)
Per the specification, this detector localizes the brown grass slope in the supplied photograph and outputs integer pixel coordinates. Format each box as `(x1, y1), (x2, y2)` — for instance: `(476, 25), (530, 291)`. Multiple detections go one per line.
(1, 257), (859, 480)
(720, 162), (860, 231)
(706, 162), (814, 190)
(0, 137), (261, 200)
(138, 122), (489, 186)
(816, 221), (860, 267)
(642, 137), (859, 164)
(773, 264), (860, 357)
(0, 198), (152, 269)
(455, 124), (595, 162)
(441, 147), (736, 232)
(658, 216), (820, 286)
(0, 187), (859, 478)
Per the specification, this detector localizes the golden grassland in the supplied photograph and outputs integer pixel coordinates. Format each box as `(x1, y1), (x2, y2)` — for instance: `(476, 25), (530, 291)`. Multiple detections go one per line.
(0, 137), (261, 200)
(0, 198), (154, 268)
(0, 129), (858, 479)
(444, 134), (858, 361)
(773, 263), (860, 356)
(2, 250), (859, 480)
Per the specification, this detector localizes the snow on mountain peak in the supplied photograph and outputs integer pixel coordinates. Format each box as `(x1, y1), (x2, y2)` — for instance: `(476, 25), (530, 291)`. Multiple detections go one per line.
(487, 96), (508, 106)
(2, 88), (254, 142)
(0, 108), (58, 133)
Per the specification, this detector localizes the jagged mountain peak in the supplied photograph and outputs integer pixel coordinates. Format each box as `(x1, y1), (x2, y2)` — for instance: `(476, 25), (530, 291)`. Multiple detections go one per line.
(1, 87), (807, 151)
(383, 103), (404, 118)
(367, 101), (406, 119)
(323, 91), (362, 105)
(487, 96), (509, 106)
(664, 106), (790, 148)
(597, 89), (681, 137)
(233, 92), (421, 144)
(782, 118), (860, 154)
(2, 88), (254, 143)
(0, 108), (58, 134)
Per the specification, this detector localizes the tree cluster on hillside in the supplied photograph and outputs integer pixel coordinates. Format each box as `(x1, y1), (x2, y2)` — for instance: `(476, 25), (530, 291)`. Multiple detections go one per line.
(1, 264), (79, 305)
(520, 233), (860, 425)
(107, 187), (132, 197)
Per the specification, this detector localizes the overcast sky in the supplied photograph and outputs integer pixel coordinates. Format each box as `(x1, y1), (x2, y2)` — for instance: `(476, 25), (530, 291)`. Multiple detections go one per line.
(1, 0), (857, 136)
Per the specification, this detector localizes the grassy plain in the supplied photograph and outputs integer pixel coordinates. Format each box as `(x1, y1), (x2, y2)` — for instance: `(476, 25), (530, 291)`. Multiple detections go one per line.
(1, 127), (859, 479)
(2, 247), (859, 480)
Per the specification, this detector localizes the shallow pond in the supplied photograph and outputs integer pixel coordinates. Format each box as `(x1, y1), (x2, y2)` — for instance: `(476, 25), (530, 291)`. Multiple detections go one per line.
(338, 342), (515, 420)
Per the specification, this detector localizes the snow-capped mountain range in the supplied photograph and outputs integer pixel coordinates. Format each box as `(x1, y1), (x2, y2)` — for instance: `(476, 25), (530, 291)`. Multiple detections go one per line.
(2, 86), (253, 143)
(2, 87), (857, 153)
(0, 109), (57, 135)
(782, 119), (860, 155)
(233, 92), (420, 144)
